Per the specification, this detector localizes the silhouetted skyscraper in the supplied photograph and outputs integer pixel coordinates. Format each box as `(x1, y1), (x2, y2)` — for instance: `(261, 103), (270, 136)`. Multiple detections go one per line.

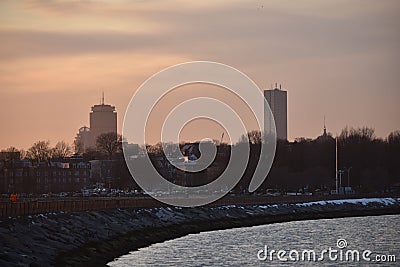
(264, 85), (287, 141)
(89, 93), (117, 147)
(75, 93), (117, 152)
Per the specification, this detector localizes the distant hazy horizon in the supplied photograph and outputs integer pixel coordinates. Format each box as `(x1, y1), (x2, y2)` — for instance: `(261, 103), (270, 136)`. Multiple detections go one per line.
(1, 1), (399, 150)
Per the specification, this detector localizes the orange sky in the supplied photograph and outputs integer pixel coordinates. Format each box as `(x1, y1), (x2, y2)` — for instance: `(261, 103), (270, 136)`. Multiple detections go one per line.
(0, 0), (399, 149)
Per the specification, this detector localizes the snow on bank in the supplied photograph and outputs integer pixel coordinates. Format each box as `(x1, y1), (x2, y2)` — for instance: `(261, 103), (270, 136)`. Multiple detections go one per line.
(296, 198), (399, 207)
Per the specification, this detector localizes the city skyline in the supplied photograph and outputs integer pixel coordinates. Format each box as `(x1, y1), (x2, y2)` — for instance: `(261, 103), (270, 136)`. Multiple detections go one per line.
(0, 1), (399, 149)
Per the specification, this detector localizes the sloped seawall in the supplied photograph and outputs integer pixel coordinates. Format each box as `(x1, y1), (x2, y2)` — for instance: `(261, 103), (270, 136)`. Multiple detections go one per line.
(0, 198), (399, 266)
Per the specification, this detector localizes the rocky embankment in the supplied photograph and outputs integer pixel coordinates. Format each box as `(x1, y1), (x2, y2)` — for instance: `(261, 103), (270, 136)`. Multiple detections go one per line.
(0, 198), (399, 266)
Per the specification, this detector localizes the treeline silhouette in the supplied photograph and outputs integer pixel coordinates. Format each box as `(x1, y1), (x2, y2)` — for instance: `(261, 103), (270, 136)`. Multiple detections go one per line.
(0, 133), (124, 163)
(237, 127), (400, 194)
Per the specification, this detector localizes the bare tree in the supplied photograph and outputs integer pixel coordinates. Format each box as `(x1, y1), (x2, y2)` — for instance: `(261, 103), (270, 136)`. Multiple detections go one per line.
(339, 126), (350, 141)
(96, 132), (122, 159)
(340, 126), (376, 144)
(387, 130), (400, 145)
(294, 137), (312, 143)
(19, 149), (27, 159)
(146, 142), (163, 156)
(27, 141), (51, 163)
(52, 141), (73, 158)
(353, 126), (375, 141)
(248, 130), (262, 144)
(1, 146), (19, 153)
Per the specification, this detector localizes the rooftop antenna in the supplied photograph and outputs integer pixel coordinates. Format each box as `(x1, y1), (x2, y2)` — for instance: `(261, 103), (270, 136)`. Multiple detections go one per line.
(102, 91), (104, 105)
(280, 84), (282, 90)
(323, 115), (327, 136)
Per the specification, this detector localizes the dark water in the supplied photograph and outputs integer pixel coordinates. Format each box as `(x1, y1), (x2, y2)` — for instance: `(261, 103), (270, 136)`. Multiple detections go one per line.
(108, 214), (399, 266)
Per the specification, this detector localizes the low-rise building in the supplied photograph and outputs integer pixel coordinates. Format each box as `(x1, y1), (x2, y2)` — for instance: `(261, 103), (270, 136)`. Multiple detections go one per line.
(0, 155), (91, 194)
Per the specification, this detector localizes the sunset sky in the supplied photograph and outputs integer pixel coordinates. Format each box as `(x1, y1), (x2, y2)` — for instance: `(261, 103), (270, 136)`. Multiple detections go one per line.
(0, 0), (399, 150)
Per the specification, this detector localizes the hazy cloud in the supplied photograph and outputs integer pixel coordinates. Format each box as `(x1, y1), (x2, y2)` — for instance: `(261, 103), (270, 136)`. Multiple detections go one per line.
(1, 1), (398, 63)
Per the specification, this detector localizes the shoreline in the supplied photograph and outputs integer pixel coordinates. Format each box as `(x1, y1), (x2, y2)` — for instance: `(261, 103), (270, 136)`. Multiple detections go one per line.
(57, 199), (400, 267)
(1, 197), (399, 266)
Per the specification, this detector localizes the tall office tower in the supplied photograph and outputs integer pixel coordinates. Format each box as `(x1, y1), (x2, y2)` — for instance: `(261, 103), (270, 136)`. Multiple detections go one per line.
(89, 93), (117, 147)
(74, 93), (117, 153)
(264, 85), (288, 141)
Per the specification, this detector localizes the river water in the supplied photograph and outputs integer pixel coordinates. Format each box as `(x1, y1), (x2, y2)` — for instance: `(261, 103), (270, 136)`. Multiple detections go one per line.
(108, 214), (399, 266)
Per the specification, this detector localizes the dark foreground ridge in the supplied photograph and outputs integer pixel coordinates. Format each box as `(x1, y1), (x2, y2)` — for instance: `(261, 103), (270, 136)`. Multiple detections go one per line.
(0, 198), (399, 266)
